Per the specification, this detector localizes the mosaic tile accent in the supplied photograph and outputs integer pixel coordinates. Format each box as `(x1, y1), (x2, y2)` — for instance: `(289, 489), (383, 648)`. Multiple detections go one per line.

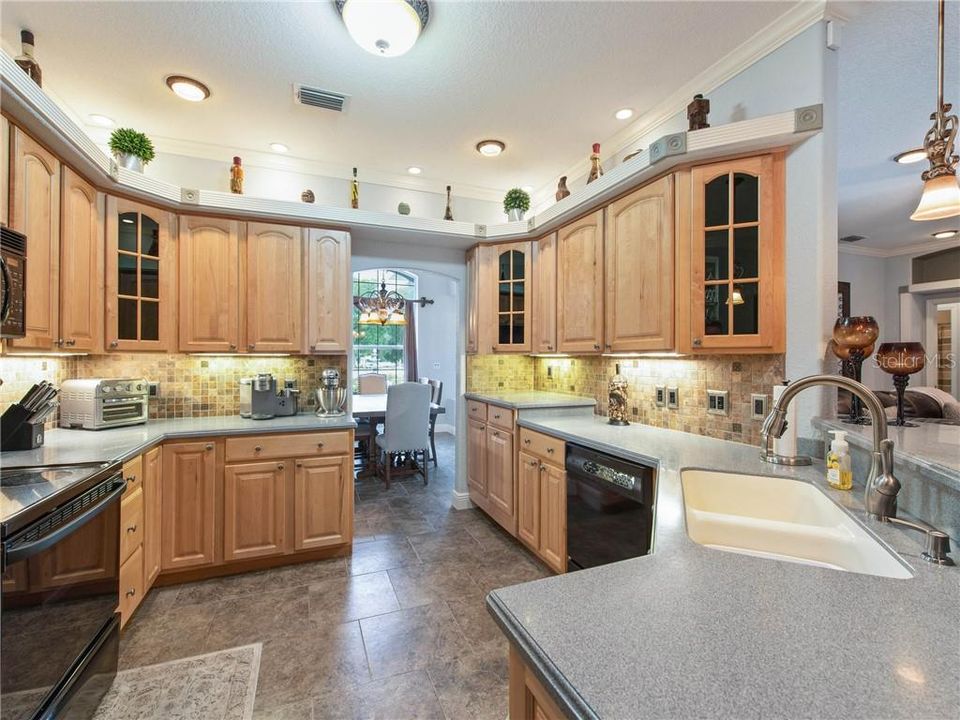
(465, 355), (534, 393)
(0, 354), (347, 423)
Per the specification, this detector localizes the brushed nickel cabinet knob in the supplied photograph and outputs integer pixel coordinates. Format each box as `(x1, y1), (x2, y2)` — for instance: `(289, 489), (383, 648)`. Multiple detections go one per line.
(110, 340), (119, 348)
(126, 588), (136, 597)
(277, 463), (284, 470)
(205, 443), (214, 451)
(247, 343), (255, 351)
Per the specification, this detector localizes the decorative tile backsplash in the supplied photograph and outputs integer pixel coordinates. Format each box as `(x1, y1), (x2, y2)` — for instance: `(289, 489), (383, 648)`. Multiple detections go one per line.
(465, 353), (785, 446)
(0, 354), (347, 422)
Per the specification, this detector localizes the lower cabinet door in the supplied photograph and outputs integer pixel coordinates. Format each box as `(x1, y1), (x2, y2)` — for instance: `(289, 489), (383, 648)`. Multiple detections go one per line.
(539, 465), (567, 574)
(224, 460), (289, 561)
(161, 441), (219, 571)
(293, 456), (353, 551)
(486, 425), (516, 534)
(466, 418), (488, 506)
(29, 509), (118, 590)
(142, 446), (162, 589)
(119, 544), (144, 629)
(517, 452), (541, 551)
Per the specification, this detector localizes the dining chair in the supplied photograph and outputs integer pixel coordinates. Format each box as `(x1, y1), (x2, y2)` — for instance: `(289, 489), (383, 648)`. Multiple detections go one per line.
(358, 373), (388, 394)
(375, 382), (431, 488)
(426, 379), (442, 466)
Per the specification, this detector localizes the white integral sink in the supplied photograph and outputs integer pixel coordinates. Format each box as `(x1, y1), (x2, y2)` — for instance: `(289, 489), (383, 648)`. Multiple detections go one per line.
(681, 470), (912, 579)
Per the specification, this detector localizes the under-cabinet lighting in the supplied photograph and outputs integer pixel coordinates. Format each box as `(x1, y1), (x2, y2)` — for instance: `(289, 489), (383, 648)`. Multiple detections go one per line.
(3, 352), (90, 358)
(601, 352), (689, 359)
(530, 353), (571, 358)
(188, 353), (291, 358)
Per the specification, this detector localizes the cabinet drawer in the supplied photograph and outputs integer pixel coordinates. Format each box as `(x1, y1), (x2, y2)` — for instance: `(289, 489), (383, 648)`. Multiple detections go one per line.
(122, 454), (143, 496)
(120, 485), (144, 564)
(118, 544), (144, 628)
(487, 405), (515, 431)
(518, 428), (565, 466)
(224, 431), (352, 462)
(467, 400), (487, 422)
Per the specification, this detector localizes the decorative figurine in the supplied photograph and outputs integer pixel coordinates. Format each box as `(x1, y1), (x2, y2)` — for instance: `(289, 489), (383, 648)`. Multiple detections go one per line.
(587, 143), (604, 184)
(444, 185), (454, 220)
(350, 167), (359, 209)
(608, 363), (629, 426)
(301, 189), (315, 203)
(230, 156), (243, 194)
(556, 176), (570, 201)
(398, 202), (411, 215)
(14, 30), (42, 87)
(687, 93), (710, 131)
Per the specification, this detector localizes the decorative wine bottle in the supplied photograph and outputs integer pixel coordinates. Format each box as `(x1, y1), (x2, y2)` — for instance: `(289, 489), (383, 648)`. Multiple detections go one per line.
(608, 363), (629, 426)
(444, 185), (454, 220)
(350, 167), (359, 209)
(15, 30), (42, 87)
(230, 156), (243, 194)
(587, 143), (603, 184)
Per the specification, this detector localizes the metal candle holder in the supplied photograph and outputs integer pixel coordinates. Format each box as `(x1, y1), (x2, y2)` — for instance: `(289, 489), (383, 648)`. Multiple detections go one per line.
(877, 342), (927, 427)
(831, 316), (879, 425)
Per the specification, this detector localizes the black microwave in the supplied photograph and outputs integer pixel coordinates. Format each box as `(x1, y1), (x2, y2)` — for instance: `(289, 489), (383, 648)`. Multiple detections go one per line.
(0, 226), (26, 339)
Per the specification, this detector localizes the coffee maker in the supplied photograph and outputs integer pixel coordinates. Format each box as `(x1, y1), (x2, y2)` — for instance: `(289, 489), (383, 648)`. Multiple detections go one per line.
(250, 374), (300, 419)
(316, 368), (347, 417)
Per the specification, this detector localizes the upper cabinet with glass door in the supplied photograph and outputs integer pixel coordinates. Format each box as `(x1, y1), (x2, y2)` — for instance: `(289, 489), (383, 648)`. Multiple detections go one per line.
(492, 241), (532, 353)
(105, 196), (177, 351)
(681, 154), (785, 354)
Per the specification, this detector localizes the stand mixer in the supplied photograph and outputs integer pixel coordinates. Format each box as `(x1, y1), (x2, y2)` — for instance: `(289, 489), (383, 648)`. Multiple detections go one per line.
(316, 368), (347, 417)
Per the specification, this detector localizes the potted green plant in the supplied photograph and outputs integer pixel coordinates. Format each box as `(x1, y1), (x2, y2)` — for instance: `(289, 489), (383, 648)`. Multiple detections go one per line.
(109, 128), (156, 173)
(503, 187), (531, 222)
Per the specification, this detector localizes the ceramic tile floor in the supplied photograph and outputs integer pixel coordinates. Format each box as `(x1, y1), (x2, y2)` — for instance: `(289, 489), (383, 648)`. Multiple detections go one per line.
(119, 434), (551, 719)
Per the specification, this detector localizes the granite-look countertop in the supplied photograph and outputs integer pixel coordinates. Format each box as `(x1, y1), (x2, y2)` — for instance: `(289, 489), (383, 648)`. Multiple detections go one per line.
(464, 391), (596, 410)
(487, 410), (960, 720)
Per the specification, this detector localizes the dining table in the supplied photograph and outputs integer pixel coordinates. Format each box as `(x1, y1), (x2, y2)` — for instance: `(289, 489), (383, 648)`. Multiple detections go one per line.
(352, 393), (446, 475)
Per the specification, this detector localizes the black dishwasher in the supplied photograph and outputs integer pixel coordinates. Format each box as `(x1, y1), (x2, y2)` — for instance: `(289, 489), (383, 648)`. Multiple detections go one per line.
(565, 444), (656, 570)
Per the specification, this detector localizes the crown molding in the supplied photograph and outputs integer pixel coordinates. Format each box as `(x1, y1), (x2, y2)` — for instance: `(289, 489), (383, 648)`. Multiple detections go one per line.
(531, 0), (829, 207)
(839, 236), (960, 259)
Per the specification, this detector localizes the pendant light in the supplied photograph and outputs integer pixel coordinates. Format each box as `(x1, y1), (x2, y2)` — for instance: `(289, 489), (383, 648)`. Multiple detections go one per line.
(335, 0), (429, 58)
(355, 281), (407, 326)
(910, 0), (960, 222)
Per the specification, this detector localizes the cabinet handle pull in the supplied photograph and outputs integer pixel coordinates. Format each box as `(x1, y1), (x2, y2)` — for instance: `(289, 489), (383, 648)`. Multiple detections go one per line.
(547, 344), (554, 350)
(254, 446), (263, 453)
(547, 447), (555, 454)
(205, 443), (214, 451)
(127, 475), (136, 483)
(480, 424), (486, 430)
(126, 588), (136, 597)
(593, 343), (600, 350)
(296, 461), (302, 467)
(693, 337), (702, 347)
(605, 343), (611, 350)
(229, 343), (237, 350)
(317, 441), (325, 448)
(126, 524), (137, 533)
(493, 413), (501, 419)
(527, 459), (538, 467)
(277, 463), (284, 470)
(64, 339), (76, 346)
(109, 340), (119, 348)
(523, 439), (531, 445)
(493, 431), (500, 437)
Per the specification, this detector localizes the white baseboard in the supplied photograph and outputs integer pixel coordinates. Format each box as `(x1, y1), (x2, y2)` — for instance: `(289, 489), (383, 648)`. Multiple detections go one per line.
(451, 489), (474, 510)
(435, 423), (456, 436)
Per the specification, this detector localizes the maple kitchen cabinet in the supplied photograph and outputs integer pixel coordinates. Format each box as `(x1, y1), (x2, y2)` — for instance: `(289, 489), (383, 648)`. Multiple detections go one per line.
(294, 455), (353, 550)
(466, 246), (480, 354)
(604, 175), (675, 353)
(679, 153), (785, 353)
(532, 232), (558, 354)
(161, 440), (220, 571)
(247, 222), (302, 352)
(8, 126), (60, 350)
(556, 209), (604, 354)
(516, 427), (567, 574)
(466, 415), (489, 509)
(305, 228), (351, 353)
(491, 241), (533, 353)
(105, 196), (177, 352)
(465, 399), (519, 536)
(142, 445), (162, 590)
(178, 215), (241, 352)
(1, 116), (9, 226)
(223, 460), (289, 561)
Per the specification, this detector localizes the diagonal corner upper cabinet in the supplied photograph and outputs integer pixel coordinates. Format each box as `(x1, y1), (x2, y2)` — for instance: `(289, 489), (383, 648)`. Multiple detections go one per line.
(679, 153), (785, 354)
(304, 228), (350, 354)
(491, 241), (533, 353)
(604, 175), (675, 353)
(106, 196), (177, 352)
(556, 208), (604, 353)
(247, 222), (302, 352)
(178, 215), (241, 352)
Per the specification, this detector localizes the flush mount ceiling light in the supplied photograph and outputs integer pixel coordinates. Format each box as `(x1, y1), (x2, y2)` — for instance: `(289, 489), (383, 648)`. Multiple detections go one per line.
(932, 229), (958, 238)
(615, 108), (634, 120)
(269, 142), (289, 153)
(909, 0), (959, 221)
(521, 185), (534, 192)
(165, 75), (210, 102)
(335, 0), (429, 58)
(88, 114), (114, 128)
(894, 148), (927, 164)
(407, 166), (422, 175)
(476, 140), (505, 157)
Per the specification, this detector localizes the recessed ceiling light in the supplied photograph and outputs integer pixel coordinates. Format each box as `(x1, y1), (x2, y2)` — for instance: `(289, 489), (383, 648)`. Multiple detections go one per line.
(615, 108), (634, 120)
(336, 0), (428, 58)
(407, 166), (422, 175)
(269, 142), (289, 153)
(476, 140), (505, 157)
(165, 75), (210, 102)
(893, 148), (927, 164)
(88, 114), (115, 128)
(521, 185), (533, 192)
(931, 229), (958, 239)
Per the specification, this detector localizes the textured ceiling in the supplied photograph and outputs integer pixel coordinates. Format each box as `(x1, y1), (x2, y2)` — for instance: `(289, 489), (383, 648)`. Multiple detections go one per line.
(0, 0), (797, 197)
(835, 0), (960, 250)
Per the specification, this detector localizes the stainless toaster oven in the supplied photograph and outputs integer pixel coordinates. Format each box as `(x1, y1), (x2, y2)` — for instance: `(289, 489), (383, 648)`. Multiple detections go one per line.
(59, 379), (149, 430)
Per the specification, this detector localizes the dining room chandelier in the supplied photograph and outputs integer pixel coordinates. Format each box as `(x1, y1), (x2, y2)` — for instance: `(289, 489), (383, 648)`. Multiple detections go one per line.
(355, 281), (406, 325)
(910, 0), (960, 221)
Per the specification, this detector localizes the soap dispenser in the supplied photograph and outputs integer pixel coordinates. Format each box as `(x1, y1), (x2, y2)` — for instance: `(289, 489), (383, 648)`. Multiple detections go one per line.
(826, 430), (853, 490)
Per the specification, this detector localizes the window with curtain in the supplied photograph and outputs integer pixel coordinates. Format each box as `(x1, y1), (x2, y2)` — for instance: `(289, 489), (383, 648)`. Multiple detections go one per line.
(353, 269), (417, 389)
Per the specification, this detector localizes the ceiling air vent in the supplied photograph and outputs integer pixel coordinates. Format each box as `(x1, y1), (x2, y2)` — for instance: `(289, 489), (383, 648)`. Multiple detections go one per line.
(294, 84), (348, 112)
(840, 235), (866, 243)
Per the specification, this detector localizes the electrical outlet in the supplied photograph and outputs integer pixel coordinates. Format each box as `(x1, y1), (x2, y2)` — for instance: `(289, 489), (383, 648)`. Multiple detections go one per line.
(655, 385), (666, 407)
(148, 382), (160, 397)
(667, 387), (679, 409)
(547, 366), (553, 378)
(751, 393), (768, 420)
(707, 389), (729, 416)
(432, 361), (440, 370)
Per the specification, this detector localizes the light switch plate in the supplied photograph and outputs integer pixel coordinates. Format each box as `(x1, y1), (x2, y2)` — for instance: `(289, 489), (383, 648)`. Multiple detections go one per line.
(751, 393), (768, 420)
(707, 389), (729, 416)
(148, 382), (160, 397)
(667, 387), (679, 409)
(655, 385), (666, 407)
